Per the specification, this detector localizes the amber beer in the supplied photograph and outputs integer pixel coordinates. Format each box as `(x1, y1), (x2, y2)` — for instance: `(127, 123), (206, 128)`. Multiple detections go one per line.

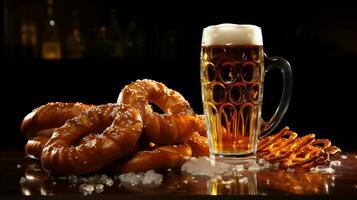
(201, 45), (263, 156)
(201, 24), (292, 164)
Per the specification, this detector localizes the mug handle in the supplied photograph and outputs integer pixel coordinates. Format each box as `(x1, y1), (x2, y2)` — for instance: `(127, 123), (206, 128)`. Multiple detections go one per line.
(260, 54), (293, 138)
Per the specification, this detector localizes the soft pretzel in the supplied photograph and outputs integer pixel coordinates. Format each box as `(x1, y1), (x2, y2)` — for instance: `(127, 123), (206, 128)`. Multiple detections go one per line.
(21, 102), (93, 160)
(21, 102), (93, 139)
(185, 132), (209, 157)
(110, 143), (192, 173)
(118, 79), (197, 145)
(25, 136), (50, 160)
(41, 103), (143, 175)
(195, 115), (207, 137)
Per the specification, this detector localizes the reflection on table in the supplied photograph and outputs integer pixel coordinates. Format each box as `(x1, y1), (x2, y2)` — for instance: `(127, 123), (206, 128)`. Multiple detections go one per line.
(18, 159), (339, 195)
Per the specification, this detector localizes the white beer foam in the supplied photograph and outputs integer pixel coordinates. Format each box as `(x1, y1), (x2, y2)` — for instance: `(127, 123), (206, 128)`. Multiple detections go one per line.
(202, 23), (263, 46)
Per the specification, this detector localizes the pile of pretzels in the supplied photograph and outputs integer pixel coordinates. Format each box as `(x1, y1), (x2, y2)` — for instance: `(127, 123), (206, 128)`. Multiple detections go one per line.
(21, 79), (340, 175)
(258, 127), (341, 169)
(21, 79), (209, 175)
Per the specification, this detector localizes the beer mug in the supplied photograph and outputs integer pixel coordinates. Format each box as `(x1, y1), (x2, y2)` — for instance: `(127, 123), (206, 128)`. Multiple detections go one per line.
(200, 24), (292, 164)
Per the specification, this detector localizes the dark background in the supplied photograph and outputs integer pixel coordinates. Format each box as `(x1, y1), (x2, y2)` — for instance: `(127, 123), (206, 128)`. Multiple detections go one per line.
(2, 0), (357, 151)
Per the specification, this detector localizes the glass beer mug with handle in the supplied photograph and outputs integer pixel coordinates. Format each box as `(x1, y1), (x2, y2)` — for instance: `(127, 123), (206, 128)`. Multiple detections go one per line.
(200, 24), (292, 164)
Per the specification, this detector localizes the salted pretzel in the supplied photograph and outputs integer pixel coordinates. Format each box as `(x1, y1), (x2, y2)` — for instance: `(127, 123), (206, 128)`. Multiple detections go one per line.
(195, 115), (207, 137)
(280, 139), (332, 169)
(258, 127), (298, 157)
(118, 79), (198, 145)
(109, 143), (192, 173)
(185, 132), (209, 157)
(21, 102), (94, 160)
(21, 102), (94, 139)
(263, 134), (315, 162)
(258, 127), (341, 169)
(41, 103), (143, 175)
(25, 136), (50, 160)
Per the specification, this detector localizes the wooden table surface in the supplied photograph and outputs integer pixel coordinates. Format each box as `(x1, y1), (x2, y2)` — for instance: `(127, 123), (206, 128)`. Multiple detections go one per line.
(1, 150), (356, 200)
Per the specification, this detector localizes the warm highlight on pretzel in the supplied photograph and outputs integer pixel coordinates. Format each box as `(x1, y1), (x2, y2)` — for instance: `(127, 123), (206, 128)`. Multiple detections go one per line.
(118, 79), (197, 145)
(21, 102), (93, 139)
(110, 143), (192, 173)
(25, 136), (50, 160)
(185, 132), (209, 157)
(41, 104), (143, 175)
(22, 102), (93, 160)
(257, 127), (341, 169)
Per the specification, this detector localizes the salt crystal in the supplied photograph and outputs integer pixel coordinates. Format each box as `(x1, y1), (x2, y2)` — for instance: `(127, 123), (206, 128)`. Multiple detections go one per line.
(95, 184), (104, 193)
(68, 175), (78, 184)
(79, 177), (88, 183)
(105, 177), (114, 186)
(79, 183), (95, 195)
(142, 170), (163, 185)
(340, 155), (348, 159)
(99, 174), (108, 184)
(85, 140), (96, 148)
(330, 160), (341, 167)
(293, 185), (303, 190)
(310, 166), (335, 174)
(119, 172), (144, 185)
(16, 164), (21, 169)
(19, 177), (26, 184)
(238, 177), (248, 184)
(181, 157), (233, 176)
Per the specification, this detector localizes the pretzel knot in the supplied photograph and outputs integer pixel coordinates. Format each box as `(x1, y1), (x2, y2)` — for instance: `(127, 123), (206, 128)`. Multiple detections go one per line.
(258, 127), (341, 169)
(118, 79), (203, 145)
(263, 134), (315, 162)
(258, 127), (298, 157)
(41, 104), (143, 175)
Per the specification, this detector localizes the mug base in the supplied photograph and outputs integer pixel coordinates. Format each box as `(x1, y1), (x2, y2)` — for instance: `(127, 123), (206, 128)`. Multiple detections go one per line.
(210, 152), (256, 166)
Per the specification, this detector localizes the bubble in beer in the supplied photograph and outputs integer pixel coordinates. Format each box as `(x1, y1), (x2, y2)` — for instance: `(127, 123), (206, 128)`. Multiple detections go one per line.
(202, 24), (263, 46)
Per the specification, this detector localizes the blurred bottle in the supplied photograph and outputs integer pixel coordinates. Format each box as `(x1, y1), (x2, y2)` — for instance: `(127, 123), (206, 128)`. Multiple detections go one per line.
(124, 17), (145, 57)
(109, 9), (123, 58)
(41, 0), (61, 60)
(65, 10), (86, 59)
(89, 26), (113, 58)
(20, 4), (38, 59)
